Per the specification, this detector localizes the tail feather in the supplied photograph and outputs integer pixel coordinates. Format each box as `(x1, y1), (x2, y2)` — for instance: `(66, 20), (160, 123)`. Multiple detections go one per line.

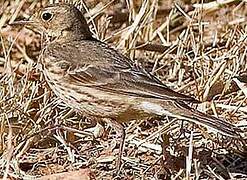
(161, 101), (241, 137)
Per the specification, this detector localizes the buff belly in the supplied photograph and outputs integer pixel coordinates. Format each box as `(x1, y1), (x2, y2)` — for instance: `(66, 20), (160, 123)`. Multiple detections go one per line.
(52, 80), (153, 122)
(44, 71), (153, 122)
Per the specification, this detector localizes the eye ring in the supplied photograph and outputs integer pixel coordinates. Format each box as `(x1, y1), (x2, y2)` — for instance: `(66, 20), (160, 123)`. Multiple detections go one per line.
(41, 12), (53, 21)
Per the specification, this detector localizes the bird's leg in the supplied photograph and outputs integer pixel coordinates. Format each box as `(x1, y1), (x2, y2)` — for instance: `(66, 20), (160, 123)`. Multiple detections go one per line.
(116, 123), (125, 172)
(109, 119), (125, 173)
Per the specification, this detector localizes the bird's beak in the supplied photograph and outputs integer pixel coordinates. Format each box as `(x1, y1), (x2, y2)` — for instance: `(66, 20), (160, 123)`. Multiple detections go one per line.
(9, 20), (35, 26)
(9, 19), (39, 33)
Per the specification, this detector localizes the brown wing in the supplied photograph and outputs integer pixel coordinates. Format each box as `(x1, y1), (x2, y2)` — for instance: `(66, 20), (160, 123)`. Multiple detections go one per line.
(46, 39), (199, 103)
(68, 65), (199, 102)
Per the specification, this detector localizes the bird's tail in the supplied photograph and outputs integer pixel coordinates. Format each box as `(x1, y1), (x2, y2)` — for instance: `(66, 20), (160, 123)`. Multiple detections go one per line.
(158, 100), (241, 137)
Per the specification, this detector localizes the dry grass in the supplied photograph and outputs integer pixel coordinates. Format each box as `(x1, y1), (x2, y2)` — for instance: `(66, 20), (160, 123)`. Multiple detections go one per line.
(0, 0), (247, 179)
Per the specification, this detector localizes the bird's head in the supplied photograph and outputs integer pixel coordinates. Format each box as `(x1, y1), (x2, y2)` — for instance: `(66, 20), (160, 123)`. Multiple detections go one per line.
(12, 4), (92, 40)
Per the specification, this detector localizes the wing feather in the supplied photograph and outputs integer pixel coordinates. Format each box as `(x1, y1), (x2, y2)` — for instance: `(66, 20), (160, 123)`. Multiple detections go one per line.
(68, 65), (199, 102)
(47, 40), (200, 103)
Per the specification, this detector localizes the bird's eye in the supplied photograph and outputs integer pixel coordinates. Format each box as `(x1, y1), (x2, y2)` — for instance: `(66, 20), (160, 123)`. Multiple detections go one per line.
(41, 12), (53, 21)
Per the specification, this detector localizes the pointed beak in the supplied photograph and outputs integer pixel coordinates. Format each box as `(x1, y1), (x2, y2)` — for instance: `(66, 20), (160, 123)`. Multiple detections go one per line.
(9, 20), (35, 26)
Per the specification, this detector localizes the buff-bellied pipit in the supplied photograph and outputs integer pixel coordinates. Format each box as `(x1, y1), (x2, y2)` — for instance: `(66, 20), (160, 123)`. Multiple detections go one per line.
(12, 3), (241, 171)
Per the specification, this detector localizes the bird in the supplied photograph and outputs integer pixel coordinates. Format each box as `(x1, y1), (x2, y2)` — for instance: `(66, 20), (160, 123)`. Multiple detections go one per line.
(12, 3), (241, 171)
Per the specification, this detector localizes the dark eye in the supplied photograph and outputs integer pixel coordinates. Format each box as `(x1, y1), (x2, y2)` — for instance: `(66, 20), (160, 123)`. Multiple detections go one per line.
(41, 12), (53, 21)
